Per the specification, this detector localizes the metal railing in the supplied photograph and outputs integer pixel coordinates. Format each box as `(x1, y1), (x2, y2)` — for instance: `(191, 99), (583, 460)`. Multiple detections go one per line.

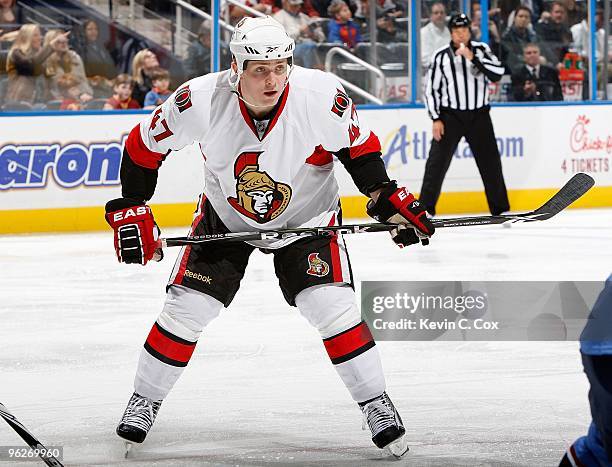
(325, 46), (386, 104)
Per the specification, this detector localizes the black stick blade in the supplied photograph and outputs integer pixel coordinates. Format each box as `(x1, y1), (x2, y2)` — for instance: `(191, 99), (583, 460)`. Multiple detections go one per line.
(532, 173), (595, 220)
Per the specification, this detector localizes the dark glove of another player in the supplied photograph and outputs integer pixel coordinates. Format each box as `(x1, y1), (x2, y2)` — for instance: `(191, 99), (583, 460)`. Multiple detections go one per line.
(366, 182), (435, 248)
(105, 198), (163, 265)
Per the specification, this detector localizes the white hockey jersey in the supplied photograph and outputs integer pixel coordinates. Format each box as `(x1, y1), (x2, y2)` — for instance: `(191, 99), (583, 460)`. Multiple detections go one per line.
(125, 66), (381, 248)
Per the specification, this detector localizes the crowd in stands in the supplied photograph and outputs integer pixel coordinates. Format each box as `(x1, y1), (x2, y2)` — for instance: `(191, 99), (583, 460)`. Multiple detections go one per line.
(0, 0), (610, 111)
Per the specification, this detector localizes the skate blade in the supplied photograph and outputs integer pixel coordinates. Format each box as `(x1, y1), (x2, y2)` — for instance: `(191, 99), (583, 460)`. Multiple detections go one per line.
(124, 441), (132, 458)
(383, 435), (409, 459)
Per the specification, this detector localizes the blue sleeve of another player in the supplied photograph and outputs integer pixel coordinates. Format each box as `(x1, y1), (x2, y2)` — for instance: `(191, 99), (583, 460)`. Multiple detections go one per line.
(580, 275), (612, 355)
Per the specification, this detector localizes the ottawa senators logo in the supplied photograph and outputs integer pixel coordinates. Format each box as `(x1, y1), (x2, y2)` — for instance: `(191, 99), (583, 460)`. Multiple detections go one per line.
(331, 88), (350, 117)
(227, 151), (291, 223)
(306, 253), (330, 277)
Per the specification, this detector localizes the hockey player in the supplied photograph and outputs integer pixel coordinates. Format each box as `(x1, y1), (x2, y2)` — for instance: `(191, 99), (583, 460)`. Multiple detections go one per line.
(560, 275), (612, 467)
(105, 16), (434, 458)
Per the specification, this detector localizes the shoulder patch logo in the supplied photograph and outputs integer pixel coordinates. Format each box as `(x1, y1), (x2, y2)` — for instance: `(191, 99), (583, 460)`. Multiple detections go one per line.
(306, 253), (330, 277)
(227, 151), (292, 224)
(175, 85), (192, 113)
(331, 88), (350, 117)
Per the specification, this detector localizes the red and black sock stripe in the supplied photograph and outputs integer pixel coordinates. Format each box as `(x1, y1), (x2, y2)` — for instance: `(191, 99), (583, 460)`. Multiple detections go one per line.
(144, 322), (197, 367)
(323, 321), (375, 365)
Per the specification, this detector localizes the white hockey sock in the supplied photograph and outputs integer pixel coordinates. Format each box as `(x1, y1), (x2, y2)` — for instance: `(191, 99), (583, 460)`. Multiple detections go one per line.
(134, 285), (223, 401)
(295, 284), (386, 402)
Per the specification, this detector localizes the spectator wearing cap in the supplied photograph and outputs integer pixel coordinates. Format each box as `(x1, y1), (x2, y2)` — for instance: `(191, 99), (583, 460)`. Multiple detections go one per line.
(184, 21), (231, 79)
(420, 2), (450, 69)
(511, 43), (562, 100)
(421, 13), (509, 217)
(327, 0), (362, 49)
(274, 0), (324, 68)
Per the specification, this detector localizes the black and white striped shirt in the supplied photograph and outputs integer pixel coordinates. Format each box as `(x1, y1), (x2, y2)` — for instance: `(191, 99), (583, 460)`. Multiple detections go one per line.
(424, 41), (505, 120)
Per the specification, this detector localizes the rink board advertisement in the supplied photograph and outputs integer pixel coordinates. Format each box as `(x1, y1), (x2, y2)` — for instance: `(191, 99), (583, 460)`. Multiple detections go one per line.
(0, 104), (610, 233)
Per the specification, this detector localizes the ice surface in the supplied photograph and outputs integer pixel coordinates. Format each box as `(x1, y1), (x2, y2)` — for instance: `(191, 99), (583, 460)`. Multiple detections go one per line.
(0, 208), (611, 466)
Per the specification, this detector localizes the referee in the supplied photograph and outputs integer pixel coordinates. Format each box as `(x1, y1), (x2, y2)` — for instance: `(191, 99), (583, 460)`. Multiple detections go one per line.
(420, 13), (510, 216)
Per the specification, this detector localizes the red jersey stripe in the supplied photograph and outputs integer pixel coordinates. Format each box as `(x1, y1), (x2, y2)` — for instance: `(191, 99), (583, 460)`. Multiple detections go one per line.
(349, 131), (381, 159)
(125, 124), (165, 169)
(329, 234), (343, 282)
(305, 144), (334, 166)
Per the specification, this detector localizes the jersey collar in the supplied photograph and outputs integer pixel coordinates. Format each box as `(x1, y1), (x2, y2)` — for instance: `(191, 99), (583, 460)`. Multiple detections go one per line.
(237, 84), (290, 142)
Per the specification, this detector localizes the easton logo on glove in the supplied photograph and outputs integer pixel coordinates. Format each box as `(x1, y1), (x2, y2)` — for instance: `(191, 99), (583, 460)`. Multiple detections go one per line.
(105, 198), (162, 265)
(111, 206), (150, 222)
(366, 182), (435, 248)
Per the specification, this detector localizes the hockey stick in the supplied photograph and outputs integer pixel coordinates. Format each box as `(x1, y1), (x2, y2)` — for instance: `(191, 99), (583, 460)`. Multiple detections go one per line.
(0, 402), (64, 466)
(160, 172), (594, 248)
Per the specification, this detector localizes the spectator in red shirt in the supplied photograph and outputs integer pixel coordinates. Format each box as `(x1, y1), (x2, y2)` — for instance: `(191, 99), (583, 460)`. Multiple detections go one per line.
(103, 73), (141, 110)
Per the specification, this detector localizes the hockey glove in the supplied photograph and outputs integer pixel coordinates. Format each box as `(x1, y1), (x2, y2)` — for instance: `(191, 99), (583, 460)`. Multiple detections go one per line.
(366, 182), (435, 248)
(105, 198), (163, 265)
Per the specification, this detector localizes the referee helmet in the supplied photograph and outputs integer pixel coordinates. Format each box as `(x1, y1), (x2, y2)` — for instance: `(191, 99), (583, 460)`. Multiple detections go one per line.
(448, 13), (471, 29)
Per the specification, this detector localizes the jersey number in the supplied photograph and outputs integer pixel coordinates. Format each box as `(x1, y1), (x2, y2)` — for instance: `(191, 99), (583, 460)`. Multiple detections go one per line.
(150, 108), (174, 142)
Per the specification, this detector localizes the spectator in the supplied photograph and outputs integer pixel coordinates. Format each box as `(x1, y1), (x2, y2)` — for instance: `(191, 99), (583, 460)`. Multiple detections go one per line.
(5, 24), (64, 104)
(327, 0), (362, 49)
(535, 1), (572, 65)
(353, 0), (372, 31)
(261, 0), (321, 16)
(57, 73), (83, 110)
(76, 19), (117, 97)
(274, 0), (325, 69)
(570, 5), (612, 94)
(420, 2), (450, 69)
(558, 0), (584, 27)
(0, 0), (24, 42)
(43, 29), (93, 103)
(226, 0), (272, 26)
(143, 67), (172, 109)
(184, 21), (231, 79)
(499, 0), (544, 35)
(103, 73), (140, 110)
(131, 48), (159, 107)
(471, 7), (502, 54)
(376, 11), (407, 43)
(117, 36), (148, 74)
(511, 43), (562, 100)
(499, 0), (543, 32)
(501, 5), (538, 73)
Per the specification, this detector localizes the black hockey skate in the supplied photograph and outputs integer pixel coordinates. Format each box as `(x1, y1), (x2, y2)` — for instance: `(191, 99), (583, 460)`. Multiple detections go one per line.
(360, 392), (409, 458)
(116, 392), (162, 455)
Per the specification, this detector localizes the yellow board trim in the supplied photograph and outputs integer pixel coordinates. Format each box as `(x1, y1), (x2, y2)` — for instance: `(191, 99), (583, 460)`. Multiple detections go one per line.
(1, 186), (611, 234)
